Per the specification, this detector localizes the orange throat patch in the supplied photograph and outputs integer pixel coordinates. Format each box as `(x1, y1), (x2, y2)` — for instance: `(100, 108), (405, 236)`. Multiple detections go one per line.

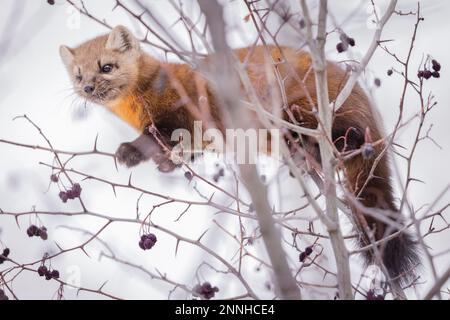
(106, 95), (145, 131)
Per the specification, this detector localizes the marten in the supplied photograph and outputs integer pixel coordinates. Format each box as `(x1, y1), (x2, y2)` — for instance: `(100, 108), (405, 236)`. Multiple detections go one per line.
(60, 25), (419, 287)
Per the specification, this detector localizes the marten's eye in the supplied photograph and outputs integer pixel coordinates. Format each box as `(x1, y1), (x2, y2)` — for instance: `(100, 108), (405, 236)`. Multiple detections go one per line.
(101, 64), (114, 73)
(75, 74), (82, 82)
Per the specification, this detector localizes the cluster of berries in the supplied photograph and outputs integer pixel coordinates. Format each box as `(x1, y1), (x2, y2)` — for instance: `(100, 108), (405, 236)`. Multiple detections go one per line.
(0, 289), (8, 301)
(299, 246), (313, 262)
(27, 225), (48, 240)
(418, 59), (441, 80)
(59, 183), (82, 203)
(213, 168), (225, 183)
(138, 233), (157, 251)
(0, 248), (10, 264)
(336, 33), (356, 53)
(38, 265), (60, 281)
(366, 289), (385, 300)
(194, 282), (219, 300)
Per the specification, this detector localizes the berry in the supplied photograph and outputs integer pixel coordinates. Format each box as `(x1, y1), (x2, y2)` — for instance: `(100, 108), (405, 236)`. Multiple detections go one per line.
(361, 144), (375, 159)
(45, 270), (53, 280)
(47, 0), (55, 5)
(139, 234), (157, 250)
(59, 191), (68, 203)
(27, 225), (39, 237)
(299, 19), (305, 29)
(38, 266), (48, 277)
(417, 70), (424, 78)
(366, 290), (384, 300)
(432, 59), (441, 72)
(147, 234), (157, 243)
(39, 228), (48, 241)
(194, 282), (219, 300)
(184, 171), (193, 181)
(348, 37), (355, 47)
(51, 270), (60, 279)
(0, 289), (8, 300)
(2, 248), (10, 257)
(299, 252), (307, 262)
(66, 190), (75, 200)
(374, 78), (381, 87)
(387, 69), (393, 76)
(143, 239), (155, 250)
(71, 183), (82, 197)
(305, 246), (313, 256)
(423, 70), (432, 79)
(336, 42), (348, 53)
(432, 71), (440, 78)
(50, 174), (59, 183)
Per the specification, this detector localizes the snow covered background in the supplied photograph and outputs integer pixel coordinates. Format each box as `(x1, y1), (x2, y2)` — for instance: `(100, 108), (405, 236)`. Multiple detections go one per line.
(0, 0), (449, 300)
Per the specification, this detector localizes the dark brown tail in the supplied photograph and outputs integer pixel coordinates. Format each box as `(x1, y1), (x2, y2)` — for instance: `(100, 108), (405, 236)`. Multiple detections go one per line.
(342, 130), (420, 285)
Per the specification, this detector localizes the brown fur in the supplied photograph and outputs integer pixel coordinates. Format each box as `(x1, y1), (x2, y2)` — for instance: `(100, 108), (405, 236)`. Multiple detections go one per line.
(60, 26), (419, 284)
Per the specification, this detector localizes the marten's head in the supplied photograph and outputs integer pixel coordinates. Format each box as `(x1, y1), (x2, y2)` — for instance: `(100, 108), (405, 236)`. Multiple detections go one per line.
(60, 25), (141, 104)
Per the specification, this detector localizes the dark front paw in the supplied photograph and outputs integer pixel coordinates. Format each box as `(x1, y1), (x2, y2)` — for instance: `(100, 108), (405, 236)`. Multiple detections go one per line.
(115, 142), (145, 168)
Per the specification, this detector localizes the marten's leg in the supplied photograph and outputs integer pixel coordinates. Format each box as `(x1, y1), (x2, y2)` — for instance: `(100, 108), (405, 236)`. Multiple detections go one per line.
(332, 121), (419, 285)
(115, 125), (179, 172)
(115, 126), (160, 168)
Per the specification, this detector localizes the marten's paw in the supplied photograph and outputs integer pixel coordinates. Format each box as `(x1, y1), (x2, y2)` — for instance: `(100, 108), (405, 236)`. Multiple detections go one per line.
(153, 152), (179, 173)
(115, 142), (145, 168)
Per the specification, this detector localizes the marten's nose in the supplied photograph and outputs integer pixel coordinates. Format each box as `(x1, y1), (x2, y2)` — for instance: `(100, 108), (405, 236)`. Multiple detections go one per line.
(84, 85), (95, 94)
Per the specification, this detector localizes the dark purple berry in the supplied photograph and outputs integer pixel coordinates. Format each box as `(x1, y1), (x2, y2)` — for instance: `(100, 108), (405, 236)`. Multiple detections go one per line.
(50, 174), (59, 183)
(417, 70), (424, 78)
(299, 19), (305, 29)
(39, 229), (48, 241)
(374, 78), (381, 87)
(59, 191), (68, 203)
(366, 290), (384, 300)
(184, 171), (193, 181)
(348, 37), (355, 47)
(71, 183), (82, 197)
(305, 246), (313, 256)
(387, 69), (393, 76)
(194, 282), (219, 300)
(336, 42), (348, 53)
(51, 270), (60, 279)
(423, 70), (432, 79)
(45, 271), (53, 280)
(299, 252), (307, 262)
(143, 239), (155, 250)
(27, 225), (38, 237)
(432, 59), (441, 72)
(147, 234), (157, 243)
(2, 248), (10, 257)
(38, 265), (48, 277)
(66, 190), (75, 200)
(138, 240), (145, 250)
(47, 0), (55, 5)
(432, 71), (440, 78)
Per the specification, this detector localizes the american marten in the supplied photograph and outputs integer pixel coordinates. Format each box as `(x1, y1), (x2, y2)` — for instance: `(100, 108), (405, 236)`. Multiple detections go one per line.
(60, 25), (419, 287)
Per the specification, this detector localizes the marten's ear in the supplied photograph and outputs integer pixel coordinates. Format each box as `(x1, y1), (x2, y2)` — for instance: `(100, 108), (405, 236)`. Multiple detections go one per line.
(59, 45), (74, 67)
(106, 25), (140, 53)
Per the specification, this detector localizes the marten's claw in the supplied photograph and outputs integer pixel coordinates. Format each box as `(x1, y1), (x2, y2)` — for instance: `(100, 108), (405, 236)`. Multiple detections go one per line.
(115, 142), (145, 168)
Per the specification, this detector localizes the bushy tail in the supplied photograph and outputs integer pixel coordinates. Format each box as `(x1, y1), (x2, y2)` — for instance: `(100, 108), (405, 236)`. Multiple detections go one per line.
(344, 140), (421, 286)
